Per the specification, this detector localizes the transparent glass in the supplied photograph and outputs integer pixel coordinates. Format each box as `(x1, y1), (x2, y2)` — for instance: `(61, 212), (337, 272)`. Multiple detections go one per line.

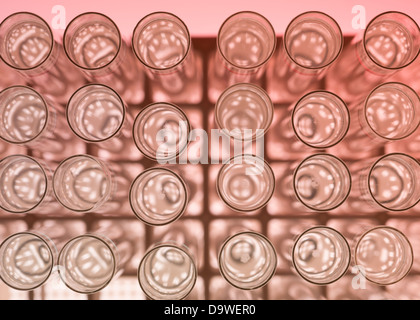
(64, 12), (144, 104)
(138, 242), (197, 300)
(208, 11), (276, 103)
(0, 231), (57, 290)
(53, 155), (113, 213)
(215, 83), (273, 141)
(350, 153), (420, 212)
(216, 154), (275, 212)
(327, 12), (420, 101)
(133, 102), (191, 162)
(129, 167), (188, 226)
(0, 12), (85, 104)
(0, 155), (50, 214)
(293, 154), (351, 211)
(355, 226), (413, 285)
(132, 12), (202, 103)
(292, 91), (349, 148)
(292, 226), (350, 285)
(218, 231), (277, 290)
(267, 11), (343, 103)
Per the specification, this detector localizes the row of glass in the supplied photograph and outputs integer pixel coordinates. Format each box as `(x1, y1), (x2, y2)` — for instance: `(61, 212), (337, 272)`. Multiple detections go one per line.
(1, 11), (419, 106)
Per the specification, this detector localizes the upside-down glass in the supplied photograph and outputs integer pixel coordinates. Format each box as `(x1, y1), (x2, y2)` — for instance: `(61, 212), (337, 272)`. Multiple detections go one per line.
(0, 155), (51, 214)
(132, 12), (202, 104)
(215, 83), (273, 141)
(64, 12), (144, 105)
(326, 11), (420, 101)
(0, 12), (85, 104)
(0, 86), (82, 161)
(218, 231), (277, 290)
(53, 155), (114, 213)
(293, 154), (351, 211)
(350, 153), (420, 212)
(336, 82), (420, 158)
(133, 102), (191, 163)
(66, 84), (140, 161)
(208, 11), (276, 103)
(129, 167), (188, 226)
(267, 11), (343, 103)
(138, 242), (197, 300)
(216, 154), (275, 212)
(292, 226), (350, 285)
(354, 226), (413, 285)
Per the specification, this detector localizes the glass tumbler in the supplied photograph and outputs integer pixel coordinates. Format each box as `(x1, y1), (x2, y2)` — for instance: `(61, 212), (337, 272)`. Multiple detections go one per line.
(0, 12), (85, 104)
(267, 11), (343, 103)
(292, 226), (350, 285)
(208, 11), (276, 103)
(218, 231), (277, 290)
(354, 226), (413, 285)
(216, 154), (275, 212)
(132, 12), (202, 103)
(64, 12), (144, 104)
(138, 242), (197, 300)
(327, 11), (420, 101)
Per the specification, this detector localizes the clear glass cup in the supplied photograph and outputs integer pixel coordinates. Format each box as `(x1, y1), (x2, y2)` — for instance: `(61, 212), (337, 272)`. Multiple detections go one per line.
(64, 12), (144, 105)
(0, 231), (57, 291)
(215, 83), (273, 141)
(218, 231), (277, 290)
(53, 155), (114, 213)
(354, 226), (413, 285)
(293, 154), (351, 211)
(0, 86), (82, 161)
(0, 12), (86, 105)
(0, 155), (51, 214)
(66, 84), (139, 161)
(267, 11), (343, 103)
(129, 167), (188, 226)
(132, 12), (202, 104)
(133, 102), (191, 163)
(138, 242), (197, 300)
(208, 11), (276, 103)
(350, 153), (420, 212)
(216, 154), (275, 212)
(292, 226), (350, 285)
(337, 82), (420, 158)
(327, 11), (420, 101)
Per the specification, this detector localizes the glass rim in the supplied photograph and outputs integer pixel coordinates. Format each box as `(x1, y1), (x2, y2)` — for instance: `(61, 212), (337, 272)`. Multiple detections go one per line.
(217, 10), (277, 71)
(52, 154), (111, 213)
(132, 102), (191, 161)
(137, 242), (197, 300)
(283, 11), (344, 70)
(291, 225), (351, 285)
(129, 167), (189, 226)
(0, 12), (54, 71)
(291, 90), (350, 149)
(354, 225), (413, 285)
(66, 83), (126, 143)
(132, 11), (192, 71)
(0, 231), (55, 291)
(214, 83), (274, 141)
(216, 154), (275, 213)
(218, 230), (277, 290)
(292, 153), (352, 212)
(63, 12), (122, 71)
(367, 152), (420, 211)
(0, 155), (49, 214)
(0, 85), (49, 145)
(363, 82), (420, 141)
(363, 11), (420, 71)
(57, 234), (117, 294)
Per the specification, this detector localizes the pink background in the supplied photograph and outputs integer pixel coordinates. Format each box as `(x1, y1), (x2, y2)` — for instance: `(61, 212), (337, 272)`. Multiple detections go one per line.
(0, 0), (419, 37)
